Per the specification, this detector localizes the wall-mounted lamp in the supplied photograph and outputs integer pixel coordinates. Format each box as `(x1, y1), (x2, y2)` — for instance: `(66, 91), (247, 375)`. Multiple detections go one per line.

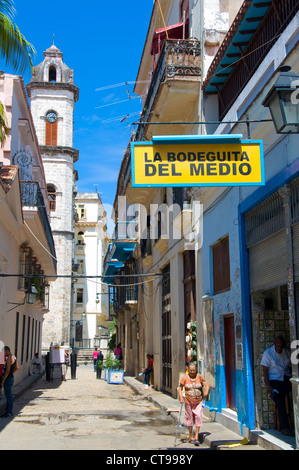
(202, 293), (210, 301)
(96, 292), (108, 304)
(262, 66), (299, 134)
(26, 285), (39, 304)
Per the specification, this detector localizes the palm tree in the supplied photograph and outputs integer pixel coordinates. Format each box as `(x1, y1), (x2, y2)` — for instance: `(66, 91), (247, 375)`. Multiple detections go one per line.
(0, 0), (36, 145)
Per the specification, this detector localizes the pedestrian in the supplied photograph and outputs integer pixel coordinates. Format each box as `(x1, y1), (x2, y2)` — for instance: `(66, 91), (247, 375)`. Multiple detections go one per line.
(261, 335), (294, 436)
(0, 346), (19, 417)
(96, 350), (104, 379)
(62, 349), (69, 381)
(30, 352), (43, 375)
(114, 343), (123, 361)
(178, 363), (210, 446)
(139, 354), (154, 388)
(93, 347), (99, 371)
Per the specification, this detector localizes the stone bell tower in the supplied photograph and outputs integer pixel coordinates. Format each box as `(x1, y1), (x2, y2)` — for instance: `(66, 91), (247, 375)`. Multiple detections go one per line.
(26, 43), (79, 350)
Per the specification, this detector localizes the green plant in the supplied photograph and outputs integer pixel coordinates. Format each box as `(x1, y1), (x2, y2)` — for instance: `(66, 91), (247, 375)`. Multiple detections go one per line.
(105, 351), (121, 371)
(97, 360), (104, 370)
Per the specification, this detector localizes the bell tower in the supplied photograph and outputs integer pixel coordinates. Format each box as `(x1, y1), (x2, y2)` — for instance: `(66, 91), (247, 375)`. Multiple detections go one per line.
(27, 44), (79, 349)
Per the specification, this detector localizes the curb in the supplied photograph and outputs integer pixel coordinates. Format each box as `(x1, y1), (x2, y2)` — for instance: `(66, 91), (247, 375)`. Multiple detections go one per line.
(0, 372), (44, 416)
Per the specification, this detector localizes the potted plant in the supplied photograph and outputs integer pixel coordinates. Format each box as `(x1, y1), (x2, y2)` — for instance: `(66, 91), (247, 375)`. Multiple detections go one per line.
(104, 352), (123, 384)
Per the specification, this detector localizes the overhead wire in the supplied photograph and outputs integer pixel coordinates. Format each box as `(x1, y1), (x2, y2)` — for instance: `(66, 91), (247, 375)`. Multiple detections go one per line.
(23, 221), (161, 288)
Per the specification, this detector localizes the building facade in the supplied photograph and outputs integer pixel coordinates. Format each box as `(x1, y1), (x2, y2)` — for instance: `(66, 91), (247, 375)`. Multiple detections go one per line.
(105, 0), (299, 449)
(105, 0), (243, 387)
(0, 73), (56, 383)
(201, 0), (299, 444)
(72, 192), (110, 349)
(26, 44), (79, 350)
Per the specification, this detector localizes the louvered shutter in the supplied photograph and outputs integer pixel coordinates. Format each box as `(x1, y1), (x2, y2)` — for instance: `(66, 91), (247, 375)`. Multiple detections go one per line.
(45, 121), (58, 146)
(248, 229), (287, 292)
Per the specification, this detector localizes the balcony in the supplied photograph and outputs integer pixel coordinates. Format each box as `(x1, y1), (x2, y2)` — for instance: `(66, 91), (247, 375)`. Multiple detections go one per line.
(20, 181), (57, 275)
(203, 0), (298, 119)
(136, 38), (201, 141)
(110, 221), (137, 262)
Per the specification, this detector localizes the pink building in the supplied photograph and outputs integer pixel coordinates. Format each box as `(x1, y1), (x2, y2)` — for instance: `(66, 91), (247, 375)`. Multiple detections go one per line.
(0, 73), (56, 383)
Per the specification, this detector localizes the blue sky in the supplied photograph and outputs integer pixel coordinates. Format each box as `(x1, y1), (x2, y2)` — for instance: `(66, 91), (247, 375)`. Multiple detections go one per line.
(5, 0), (154, 209)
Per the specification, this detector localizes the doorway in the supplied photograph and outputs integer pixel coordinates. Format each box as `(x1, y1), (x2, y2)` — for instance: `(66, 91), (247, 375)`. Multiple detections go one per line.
(224, 314), (236, 410)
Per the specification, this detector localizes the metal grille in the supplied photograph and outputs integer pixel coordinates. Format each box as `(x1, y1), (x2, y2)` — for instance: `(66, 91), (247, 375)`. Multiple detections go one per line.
(245, 192), (285, 248)
(291, 177), (299, 225)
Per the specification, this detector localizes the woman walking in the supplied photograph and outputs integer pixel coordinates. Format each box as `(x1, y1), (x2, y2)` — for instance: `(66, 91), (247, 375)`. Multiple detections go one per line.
(0, 346), (19, 418)
(178, 363), (209, 445)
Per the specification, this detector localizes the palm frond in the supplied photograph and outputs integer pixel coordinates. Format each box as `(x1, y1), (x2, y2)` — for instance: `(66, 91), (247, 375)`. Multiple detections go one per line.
(0, 0), (15, 19)
(0, 12), (36, 75)
(0, 100), (9, 146)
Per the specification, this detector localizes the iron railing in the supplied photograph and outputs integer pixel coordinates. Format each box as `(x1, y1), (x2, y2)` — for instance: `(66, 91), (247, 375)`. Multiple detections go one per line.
(20, 181), (57, 270)
(136, 38), (201, 141)
(218, 0), (298, 119)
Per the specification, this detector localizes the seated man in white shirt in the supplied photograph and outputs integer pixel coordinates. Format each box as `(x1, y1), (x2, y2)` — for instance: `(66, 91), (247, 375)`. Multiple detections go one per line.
(261, 335), (293, 436)
(30, 353), (43, 375)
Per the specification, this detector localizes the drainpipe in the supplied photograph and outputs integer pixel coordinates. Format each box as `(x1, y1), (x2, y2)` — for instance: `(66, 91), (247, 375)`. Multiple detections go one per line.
(279, 184), (299, 449)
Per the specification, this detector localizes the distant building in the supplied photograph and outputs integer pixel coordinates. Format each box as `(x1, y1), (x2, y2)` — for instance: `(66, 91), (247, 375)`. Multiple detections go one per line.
(73, 192), (110, 349)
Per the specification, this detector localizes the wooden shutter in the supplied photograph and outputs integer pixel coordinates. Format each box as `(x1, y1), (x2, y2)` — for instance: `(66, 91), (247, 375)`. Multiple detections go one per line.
(213, 236), (230, 294)
(45, 121), (58, 146)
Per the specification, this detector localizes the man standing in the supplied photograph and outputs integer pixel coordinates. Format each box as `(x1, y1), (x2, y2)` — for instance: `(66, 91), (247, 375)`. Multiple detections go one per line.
(261, 336), (293, 436)
(0, 346), (19, 418)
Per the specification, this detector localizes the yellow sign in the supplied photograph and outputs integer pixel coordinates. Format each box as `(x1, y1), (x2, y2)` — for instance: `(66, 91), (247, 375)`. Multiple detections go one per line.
(131, 136), (264, 187)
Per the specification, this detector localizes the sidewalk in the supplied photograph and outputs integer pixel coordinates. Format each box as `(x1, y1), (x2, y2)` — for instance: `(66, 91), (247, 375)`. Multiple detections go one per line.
(0, 371), (295, 450)
(124, 376), (296, 451)
(0, 372), (43, 416)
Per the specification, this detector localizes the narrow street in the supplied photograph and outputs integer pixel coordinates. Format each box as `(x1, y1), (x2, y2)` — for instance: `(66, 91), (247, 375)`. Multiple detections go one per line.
(0, 364), (209, 451)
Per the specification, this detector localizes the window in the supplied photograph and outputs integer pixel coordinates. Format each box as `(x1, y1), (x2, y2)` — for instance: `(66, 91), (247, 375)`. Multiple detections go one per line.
(76, 288), (84, 304)
(180, 0), (189, 21)
(77, 231), (85, 245)
(77, 259), (84, 274)
(15, 312), (19, 360)
(47, 184), (56, 212)
(45, 120), (57, 146)
(212, 236), (230, 295)
(78, 204), (87, 220)
(49, 65), (57, 82)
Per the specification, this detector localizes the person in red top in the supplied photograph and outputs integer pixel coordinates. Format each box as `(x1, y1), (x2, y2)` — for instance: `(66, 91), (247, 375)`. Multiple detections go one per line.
(178, 363), (210, 445)
(142, 354), (154, 388)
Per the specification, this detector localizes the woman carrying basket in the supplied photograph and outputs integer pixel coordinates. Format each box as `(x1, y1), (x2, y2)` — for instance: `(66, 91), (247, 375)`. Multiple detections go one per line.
(178, 363), (210, 446)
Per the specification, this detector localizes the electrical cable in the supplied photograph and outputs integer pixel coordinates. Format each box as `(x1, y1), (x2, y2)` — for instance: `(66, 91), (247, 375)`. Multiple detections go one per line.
(21, 221), (162, 288)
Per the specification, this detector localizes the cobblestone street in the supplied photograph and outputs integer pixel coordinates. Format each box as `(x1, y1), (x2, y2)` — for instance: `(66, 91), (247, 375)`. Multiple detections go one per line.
(0, 365), (203, 451)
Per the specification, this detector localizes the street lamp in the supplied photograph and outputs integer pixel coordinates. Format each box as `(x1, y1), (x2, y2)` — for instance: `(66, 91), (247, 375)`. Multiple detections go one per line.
(26, 285), (39, 304)
(262, 66), (299, 134)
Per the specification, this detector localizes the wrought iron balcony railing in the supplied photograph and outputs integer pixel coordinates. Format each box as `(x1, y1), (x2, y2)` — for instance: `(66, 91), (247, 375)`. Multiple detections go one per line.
(20, 181), (57, 270)
(218, 0), (298, 119)
(136, 38), (201, 141)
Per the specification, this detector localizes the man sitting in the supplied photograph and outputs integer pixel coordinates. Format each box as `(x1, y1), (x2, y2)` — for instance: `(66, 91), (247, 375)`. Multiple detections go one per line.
(261, 336), (294, 436)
